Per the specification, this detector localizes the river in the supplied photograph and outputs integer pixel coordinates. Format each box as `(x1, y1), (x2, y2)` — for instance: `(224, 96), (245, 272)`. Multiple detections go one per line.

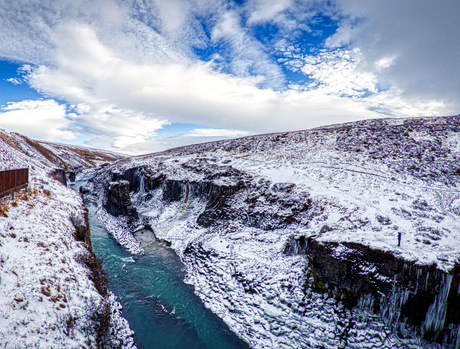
(73, 178), (249, 349)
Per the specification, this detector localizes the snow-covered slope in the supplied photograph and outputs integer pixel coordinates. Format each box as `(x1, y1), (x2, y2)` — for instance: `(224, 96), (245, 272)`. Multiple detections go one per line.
(0, 128), (124, 173)
(0, 129), (134, 348)
(89, 115), (460, 349)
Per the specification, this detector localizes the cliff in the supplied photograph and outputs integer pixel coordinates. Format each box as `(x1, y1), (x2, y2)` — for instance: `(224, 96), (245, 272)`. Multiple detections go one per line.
(87, 115), (460, 348)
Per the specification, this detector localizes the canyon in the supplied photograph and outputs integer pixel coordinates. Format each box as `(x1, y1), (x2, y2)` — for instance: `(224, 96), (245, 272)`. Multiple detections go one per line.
(1, 115), (460, 348)
(83, 115), (460, 348)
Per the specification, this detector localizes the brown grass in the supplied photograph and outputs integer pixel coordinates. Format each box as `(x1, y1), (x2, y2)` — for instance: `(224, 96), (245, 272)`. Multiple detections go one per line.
(41, 285), (51, 297)
(0, 204), (8, 217)
(68, 146), (119, 163)
(21, 135), (68, 169)
(0, 131), (22, 152)
(76, 252), (108, 297)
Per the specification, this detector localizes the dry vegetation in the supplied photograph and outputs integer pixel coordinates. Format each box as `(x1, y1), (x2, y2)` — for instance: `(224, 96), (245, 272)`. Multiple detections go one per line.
(0, 131), (22, 152)
(21, 136), (69, 169)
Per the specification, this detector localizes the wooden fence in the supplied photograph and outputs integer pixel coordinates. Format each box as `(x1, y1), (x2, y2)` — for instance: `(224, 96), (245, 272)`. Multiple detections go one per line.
(0, 168), (29, 198)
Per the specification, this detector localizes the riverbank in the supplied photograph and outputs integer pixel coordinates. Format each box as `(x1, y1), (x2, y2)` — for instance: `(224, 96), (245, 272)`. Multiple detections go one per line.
(0, 126), (134, 348)
(0, 171), (138, 348)
(77, 170), (250, 349)
(0, 176), (109, 347)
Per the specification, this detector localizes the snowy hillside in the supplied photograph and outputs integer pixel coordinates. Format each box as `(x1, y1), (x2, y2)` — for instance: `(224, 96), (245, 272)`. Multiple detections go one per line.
(88, 115), (460, 348)
(0, 128), (124, 173)
(0, 129), (134, 348)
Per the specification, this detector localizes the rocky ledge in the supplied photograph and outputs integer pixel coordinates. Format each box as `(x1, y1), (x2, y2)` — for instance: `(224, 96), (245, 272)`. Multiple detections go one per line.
(86, 115), (460, 348)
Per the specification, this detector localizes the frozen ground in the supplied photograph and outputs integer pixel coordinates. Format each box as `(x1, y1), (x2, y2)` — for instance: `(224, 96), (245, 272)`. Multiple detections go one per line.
(91, 115), (460, 349)
(0, 129), (134, 348)
(114, 115), (460, 272)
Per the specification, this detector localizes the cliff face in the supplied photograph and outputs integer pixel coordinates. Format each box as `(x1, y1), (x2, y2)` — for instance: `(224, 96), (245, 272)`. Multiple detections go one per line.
(88, 115), (460, 348)
(296, 238), (460, 345)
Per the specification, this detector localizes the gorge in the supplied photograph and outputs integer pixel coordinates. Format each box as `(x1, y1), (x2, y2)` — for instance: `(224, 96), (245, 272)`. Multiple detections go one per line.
(1, 115), (460, 348)
(81, 115), (460, 348)
(74, 175), (249, 349)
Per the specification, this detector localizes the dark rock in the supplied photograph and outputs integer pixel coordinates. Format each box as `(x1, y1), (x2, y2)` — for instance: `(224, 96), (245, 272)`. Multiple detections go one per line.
(303, 238), (460, 345)
(376, 215), (392, 225)
(50, 169), (67, 186)
(162, 180), (184, 203)
(104, 180), (138, 220)
(284, 235), (308, 255)
(67, 171), (77, 182)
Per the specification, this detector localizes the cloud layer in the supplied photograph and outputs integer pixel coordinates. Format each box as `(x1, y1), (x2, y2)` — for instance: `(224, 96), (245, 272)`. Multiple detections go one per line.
(0, 100), (74, 141)
(0, 0), (458, 154)
(330, 0), (460, 107)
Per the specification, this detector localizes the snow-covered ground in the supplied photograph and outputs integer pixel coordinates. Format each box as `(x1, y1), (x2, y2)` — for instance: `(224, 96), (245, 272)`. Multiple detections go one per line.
(90, 115), (460, 349)
(0, 129), (134, 348)
(114, 116), (460, 272)
(0, 179), (105, 347)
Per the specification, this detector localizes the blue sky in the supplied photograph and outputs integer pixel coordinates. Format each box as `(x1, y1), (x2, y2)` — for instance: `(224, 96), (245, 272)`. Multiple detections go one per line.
(0, 0), (458, 154)
(0, 61), (42, 104)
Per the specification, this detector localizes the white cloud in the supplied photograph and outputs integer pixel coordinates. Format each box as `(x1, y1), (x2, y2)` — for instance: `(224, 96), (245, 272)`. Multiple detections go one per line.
(324, 24), (352, 48)
(246, 0), (293, 24)
(0, 100), (75, 141)
(0, 0), (195, 70)
(22, 24), (385, 152)
(71, 104), (167, 149)
(0, 0), (127, 64)
(330, 0), (460, 111)
(187, 128), (248, 138)
(6, 78), (22, 85)
(301, 48), (378, 97)
(151, 0), (190, 36)
(211, 10), (285, 87)
(298, 48), (446, 116)
(22, 23), (450, 154)
(374, 57), (394, 70)
(245, 0), (320, 34)
(357, 86), (445, 117)
(46, 28), (372, 113)
(211, 11), (241, 41)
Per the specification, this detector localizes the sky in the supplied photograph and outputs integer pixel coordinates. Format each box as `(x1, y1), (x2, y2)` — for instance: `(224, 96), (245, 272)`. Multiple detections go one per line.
(0, 0), (458, 155)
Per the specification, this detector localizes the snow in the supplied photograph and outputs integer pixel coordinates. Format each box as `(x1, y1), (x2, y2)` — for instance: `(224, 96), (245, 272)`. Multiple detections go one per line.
(87, 115), (460, 349)
(0, 128), (134, 348)
(0, 184), (101, 347)
(96, 208), (143, 255)
(113, 131), (460, 272)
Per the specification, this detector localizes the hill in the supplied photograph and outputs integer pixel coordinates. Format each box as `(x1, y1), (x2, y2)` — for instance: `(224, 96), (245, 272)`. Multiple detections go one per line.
(0, 128), (134, 348)
(0, 128), (124, 173)
(88, 115), (460, 348)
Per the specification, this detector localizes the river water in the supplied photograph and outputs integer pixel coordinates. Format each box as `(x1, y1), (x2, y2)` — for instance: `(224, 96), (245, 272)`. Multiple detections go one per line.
(73, 179), (249, 349)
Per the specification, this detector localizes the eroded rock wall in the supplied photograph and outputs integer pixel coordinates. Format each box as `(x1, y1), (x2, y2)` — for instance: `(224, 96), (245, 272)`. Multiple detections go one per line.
(87, 115), (460, 349)
(285, 237), (460, 347)
(95, 165), (460, 348)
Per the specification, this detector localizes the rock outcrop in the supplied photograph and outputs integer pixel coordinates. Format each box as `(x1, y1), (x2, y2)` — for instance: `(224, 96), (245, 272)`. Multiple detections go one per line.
(285, 237), (460, 346)
(87, 115), (460, 349)
(105, 180), (139, 220)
